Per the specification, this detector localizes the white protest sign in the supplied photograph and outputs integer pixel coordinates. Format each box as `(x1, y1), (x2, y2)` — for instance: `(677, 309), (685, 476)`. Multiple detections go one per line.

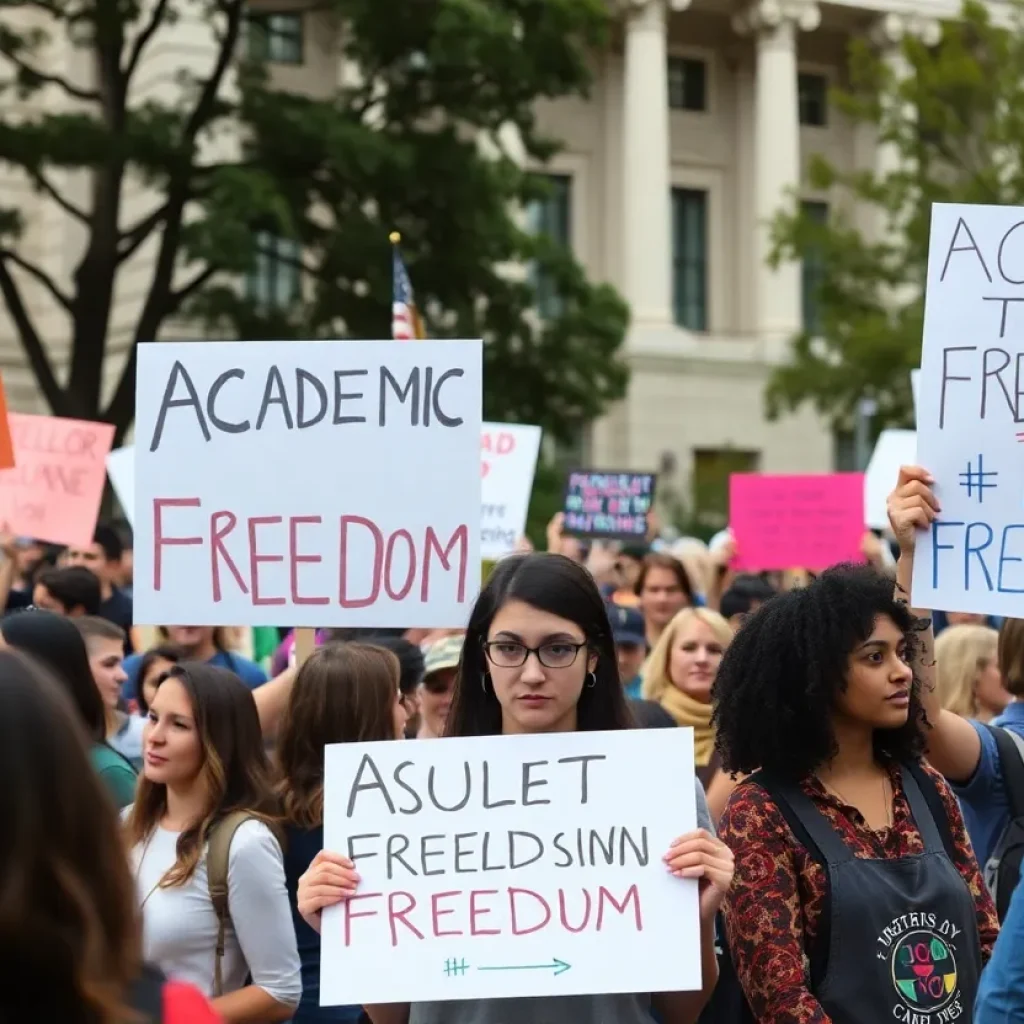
(320, 728), (700, 1005)
(481, 422), (541, 560)
(911, 369), (920, 422)
(134, 340), (483, 627)
(106, 446), (135, 527)
(913, 203), (1024, 615)
(865, 430), (917, 530)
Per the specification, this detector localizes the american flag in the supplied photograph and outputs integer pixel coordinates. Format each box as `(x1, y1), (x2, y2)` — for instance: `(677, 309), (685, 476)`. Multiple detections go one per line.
(391, 240), (425, 341)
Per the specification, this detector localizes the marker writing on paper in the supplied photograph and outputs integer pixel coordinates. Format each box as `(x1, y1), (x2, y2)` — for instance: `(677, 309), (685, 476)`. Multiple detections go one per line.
(928, 516), (1024, 595)
(148, 361), (466, 452)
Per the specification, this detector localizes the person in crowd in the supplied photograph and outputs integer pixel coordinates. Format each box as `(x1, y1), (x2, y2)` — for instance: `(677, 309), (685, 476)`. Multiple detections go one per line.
(76, 615), (145, 767)
(123, 625), (268, 697)
(635, 552), (693, 649)
(125, 662), (301, 1020)
(0, 608), (137, 807)
(718, 574), (776, 630)
(935, 623), (1008, 724)
(112, 519), (134, 597)
(606, 602), (646, 698)
(65, 523), (136, 650)
(642, 607), (732, 782)
(364, 633), (425, 737)
(0, 532), (56, 611)
(0, 646), (219, 1022)
(933, 610), (1002, 635)
(885, 466), (1024, 869)
(415, 633), (462, 739)
(977, 871), (1024, 1020)
(609, 543), (648, 607)
(714, 561), (996, 1023)
(670, 538), (715, 607)
(297, 552), (733, 1024)
(136, 643), (187, 714)
(544, 511), (588, 564)
(277, 642), (408, 1022)
(31, 564), (102, 616)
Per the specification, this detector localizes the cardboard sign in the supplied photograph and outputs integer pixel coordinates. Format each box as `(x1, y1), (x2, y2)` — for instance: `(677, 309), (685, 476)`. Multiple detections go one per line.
(865, 430), (917, 530)
(729, 473), (865, 571)
(481, 423), (541, 560)
(0, 414), (115, 546)
(563, 471), (656, 540)
(106, 446), (135, 526)
(0, 373), (13, 470)
(320, 728), (700, 1005)
(133, 340), (483, 627)
(912, 203), (1024, 615)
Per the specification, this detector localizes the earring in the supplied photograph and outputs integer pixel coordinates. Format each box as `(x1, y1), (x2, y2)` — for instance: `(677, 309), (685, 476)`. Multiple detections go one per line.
(481, 672), (491, 694)
(587, 672), (597, 689)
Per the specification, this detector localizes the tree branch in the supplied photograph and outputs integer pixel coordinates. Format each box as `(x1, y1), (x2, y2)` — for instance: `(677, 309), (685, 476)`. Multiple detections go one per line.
(117, 201), (169, 263)
(0, 255), (63, 410)
(27, 168), (89, 224)
(122, 0), (171, 84)
(0, 248), (73, 312)
(183, 0), (246, 143)
(171, 264), (217, 305)
(0, 48), (100, 102)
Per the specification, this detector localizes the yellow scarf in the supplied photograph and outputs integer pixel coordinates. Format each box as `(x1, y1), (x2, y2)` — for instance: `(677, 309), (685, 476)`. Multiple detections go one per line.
(657, 686), (715, 767)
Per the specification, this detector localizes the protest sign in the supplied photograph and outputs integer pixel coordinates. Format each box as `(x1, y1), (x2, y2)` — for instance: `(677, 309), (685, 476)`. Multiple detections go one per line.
(0, 414), (114, 546)
(320, 728), (700, 1005)
(134, 340), (483, 627)
(481, 423), (541, 560)
(912, 204), (1024, 615)
(911, 369), (920, 422)
(563, 471), (656, 540)
(865, 430), (917, 530)
(0, 373), (13, 470)
(729, 473), (865, 571)
(106, 446), (135, 526)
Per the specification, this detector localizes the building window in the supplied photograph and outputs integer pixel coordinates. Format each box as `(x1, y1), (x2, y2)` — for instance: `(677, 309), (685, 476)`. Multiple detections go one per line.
(526, 174), (572, 318)
(833, 430), (856, 471)
(668, 57), (707, 112)
(246, 12), (304, 64)
(801, 200), (828, 336)
(798, 72), (828, 126)
(692, 448), (760, 530)
(246, 231), (301, 308)
(671, 188), (708, 331)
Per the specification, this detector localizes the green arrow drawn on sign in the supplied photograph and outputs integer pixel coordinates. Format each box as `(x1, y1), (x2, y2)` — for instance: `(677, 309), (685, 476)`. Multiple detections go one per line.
(477, 958), (571, 976)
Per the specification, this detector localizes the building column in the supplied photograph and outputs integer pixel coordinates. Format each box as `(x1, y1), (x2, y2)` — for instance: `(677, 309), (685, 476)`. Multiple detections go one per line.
(733, 0), (820, 346)
(621, 0), (689, 328)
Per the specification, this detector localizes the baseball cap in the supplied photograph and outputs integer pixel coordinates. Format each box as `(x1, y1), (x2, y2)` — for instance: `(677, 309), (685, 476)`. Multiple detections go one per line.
(606, 603), (645, 647)
(423, 634), (465, 677)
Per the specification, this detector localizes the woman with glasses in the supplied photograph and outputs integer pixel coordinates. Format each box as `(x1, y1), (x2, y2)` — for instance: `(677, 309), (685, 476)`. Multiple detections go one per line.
(295, 552), (733, 1024)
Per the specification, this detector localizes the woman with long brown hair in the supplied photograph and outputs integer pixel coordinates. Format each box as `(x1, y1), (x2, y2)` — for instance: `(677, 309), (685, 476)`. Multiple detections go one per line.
(0, 647), (217, 1023)
(277, 641), (408, 1023)
(124, 661), (301, 1022)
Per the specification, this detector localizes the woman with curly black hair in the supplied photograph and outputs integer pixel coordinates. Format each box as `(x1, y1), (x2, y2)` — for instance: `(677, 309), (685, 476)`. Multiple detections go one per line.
(714, 558), (997, 1024)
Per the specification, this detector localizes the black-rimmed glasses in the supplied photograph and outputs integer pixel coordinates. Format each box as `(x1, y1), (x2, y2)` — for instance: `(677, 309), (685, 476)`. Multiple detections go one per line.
(482, 640), (587, 669)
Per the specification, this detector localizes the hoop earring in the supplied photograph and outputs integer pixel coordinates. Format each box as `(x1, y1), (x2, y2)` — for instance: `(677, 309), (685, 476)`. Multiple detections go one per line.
(481, 672), (491, 694)
(587, 672), (597, 689)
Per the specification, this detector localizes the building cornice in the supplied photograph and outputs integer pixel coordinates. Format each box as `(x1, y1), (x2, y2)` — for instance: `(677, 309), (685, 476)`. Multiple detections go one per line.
(731, 0), (821, 36)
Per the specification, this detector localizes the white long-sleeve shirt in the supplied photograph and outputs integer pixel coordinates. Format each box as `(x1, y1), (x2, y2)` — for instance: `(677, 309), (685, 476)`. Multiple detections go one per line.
(130, 819), (301, 1007)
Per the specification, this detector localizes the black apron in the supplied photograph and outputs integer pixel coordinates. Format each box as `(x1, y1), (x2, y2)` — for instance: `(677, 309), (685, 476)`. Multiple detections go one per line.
(773, 767), (983, 1024)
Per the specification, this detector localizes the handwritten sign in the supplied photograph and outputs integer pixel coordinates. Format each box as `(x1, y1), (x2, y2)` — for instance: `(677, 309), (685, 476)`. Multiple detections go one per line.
(865, 430), (917, 530)
(0, 414), (114, 546)
(0, 373), (13, 470)
(481, 423), (542, 560)
(912, 203), (1024, 615)
(320, 728), (699, 1005)
(133, 340), (483, 627)
(729, 473), (865, 571)
(911, 369), (921, 423)
(563, 471), (656, 540)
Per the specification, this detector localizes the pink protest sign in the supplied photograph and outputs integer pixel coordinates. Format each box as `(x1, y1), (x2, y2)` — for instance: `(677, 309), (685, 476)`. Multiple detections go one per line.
(729, 473), (865, 572)
(0, 414), (115, 546)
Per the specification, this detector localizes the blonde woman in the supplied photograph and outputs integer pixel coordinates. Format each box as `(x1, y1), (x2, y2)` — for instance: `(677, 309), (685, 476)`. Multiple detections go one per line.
(935, 623), (1008, 723)
(642, 607), (737, 818)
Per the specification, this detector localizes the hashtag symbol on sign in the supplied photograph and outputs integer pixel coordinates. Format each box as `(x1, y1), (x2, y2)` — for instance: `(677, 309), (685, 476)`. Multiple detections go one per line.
(958, 454), (998, 504)
(443, 958), (470, 977)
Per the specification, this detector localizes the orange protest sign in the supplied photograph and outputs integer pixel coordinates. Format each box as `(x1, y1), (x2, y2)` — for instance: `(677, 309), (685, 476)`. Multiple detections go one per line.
(0, 374), (13, 470)
(0, 414), (115, 546)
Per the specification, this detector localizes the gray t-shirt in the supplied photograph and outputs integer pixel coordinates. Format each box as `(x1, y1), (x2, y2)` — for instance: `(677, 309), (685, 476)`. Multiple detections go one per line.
(409, 778), (713, 1024)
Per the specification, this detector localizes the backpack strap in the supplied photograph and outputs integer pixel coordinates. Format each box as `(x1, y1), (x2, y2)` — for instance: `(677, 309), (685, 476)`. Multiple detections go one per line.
(127, 963), (165, 1021)
(903, 761), (958, 864)
(985, 724), (1024, 819)
(206, 811), (255, 997)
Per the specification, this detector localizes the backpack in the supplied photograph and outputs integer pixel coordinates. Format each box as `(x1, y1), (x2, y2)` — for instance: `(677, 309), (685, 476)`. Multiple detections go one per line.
(697, 763), (957, 1024)
(982, 724), (1024, 921)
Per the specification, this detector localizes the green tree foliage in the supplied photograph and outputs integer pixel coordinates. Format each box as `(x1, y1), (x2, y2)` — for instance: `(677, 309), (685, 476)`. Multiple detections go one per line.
(767, 0), (1022, 432)
(0, 0), (629, 442)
